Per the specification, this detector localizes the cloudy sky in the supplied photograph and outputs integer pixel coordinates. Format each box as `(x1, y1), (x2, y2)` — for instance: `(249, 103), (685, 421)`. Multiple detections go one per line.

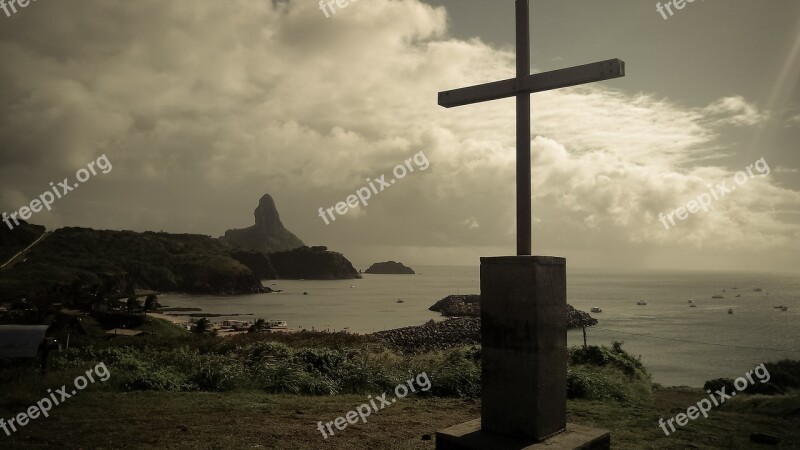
(0, 0), (798, 271)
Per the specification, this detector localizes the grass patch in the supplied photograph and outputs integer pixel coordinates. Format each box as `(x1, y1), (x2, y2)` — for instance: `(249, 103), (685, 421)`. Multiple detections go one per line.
(2, 329), (797, 448)
(0, 389), (797, 449)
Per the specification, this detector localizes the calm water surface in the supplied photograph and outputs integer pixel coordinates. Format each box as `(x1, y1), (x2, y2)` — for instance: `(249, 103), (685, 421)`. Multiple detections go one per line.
(160, 266), (799, 387)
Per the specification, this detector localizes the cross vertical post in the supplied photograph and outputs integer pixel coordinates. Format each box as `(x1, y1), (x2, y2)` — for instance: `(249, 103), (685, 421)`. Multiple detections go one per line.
(436, 8), (623, 257)
(516, 0), (532, 256)
(435, 2), (625, 448)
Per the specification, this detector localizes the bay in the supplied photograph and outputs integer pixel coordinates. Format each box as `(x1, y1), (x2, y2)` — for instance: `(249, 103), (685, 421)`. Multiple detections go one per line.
(159, 266), (799, 387)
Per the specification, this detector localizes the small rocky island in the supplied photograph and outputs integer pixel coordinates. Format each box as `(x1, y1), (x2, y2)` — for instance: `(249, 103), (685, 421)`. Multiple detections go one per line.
(374, 295), (599, 353)
(429, 294), (598, 328)
(364, 261), (415, 274)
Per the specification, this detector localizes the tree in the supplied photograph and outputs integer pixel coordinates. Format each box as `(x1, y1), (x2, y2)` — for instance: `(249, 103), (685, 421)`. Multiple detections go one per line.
(249, 318), (267, 333)
(126, 297), (142, 313)
(143, 294), (158, 312)
(193, 317), (213, 334)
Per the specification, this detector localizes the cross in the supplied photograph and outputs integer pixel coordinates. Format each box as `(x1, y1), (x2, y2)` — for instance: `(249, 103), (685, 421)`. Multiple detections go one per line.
(438, 0), (625, 256)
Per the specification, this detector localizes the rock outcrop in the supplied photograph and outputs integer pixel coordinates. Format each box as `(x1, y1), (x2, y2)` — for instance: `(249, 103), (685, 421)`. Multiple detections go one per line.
(269, 246), (360, 280)
(428, 294), (598, 328)
(221, 194), (305, 253)
(364, 261), (415, 274)
(566, 304), (599, 328)
(373, 318), (480, 354)
(429, 295), (480, 316)
(230, 250), (278, 279)
(231, 246), (360, 280)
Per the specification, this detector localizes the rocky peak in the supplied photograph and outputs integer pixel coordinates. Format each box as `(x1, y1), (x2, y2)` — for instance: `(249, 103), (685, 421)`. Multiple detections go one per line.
(253, 194), (282, 231)
(221, 194), (305, 253)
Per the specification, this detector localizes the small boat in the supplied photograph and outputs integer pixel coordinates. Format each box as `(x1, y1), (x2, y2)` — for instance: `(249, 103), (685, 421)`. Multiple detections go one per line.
(754, 288), (763, 292)
(728, 309), (734, 314)
(590, 307), (602, 313)
(636, 300), (647, 306)
(267, 320), (288, 329)
(220, 320), (251, 330)
(774, 306), (788, 312)
(712, 295), (724, 299)
(688, 299), (694, 304)
(350, 285), (355, 288)
(690, 304), (697, 308)
(396, 299), (404, 303)
(735, 294), (741, 297)
(303, 291), (308, 295)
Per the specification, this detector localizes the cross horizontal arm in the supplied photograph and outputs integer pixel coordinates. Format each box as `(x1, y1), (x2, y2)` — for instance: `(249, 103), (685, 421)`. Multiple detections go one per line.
(438, 58), (625, 108)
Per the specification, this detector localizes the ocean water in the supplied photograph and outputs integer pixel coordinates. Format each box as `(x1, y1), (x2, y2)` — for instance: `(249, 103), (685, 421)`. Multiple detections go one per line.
(159, 266), (800, 387)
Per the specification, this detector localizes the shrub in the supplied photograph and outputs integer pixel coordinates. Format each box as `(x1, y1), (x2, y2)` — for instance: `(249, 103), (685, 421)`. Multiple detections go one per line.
(569, 342), (648, 380)
(762, 360), (800, 392)
(123, 366), (193, 391)
(704, 360), (800, 396)
(189, 354), (244, 391)
(242, 341), (294, 367)
(253, 362), (337, 395)
(703, 378), (735, 395)
(567, 367), (630, 401)
(428, 349), (481, 398)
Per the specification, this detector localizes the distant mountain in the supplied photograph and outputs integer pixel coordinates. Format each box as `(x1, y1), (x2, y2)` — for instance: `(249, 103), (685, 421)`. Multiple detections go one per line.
(221, 194), (304, 253)
(365, 261), (415, 274)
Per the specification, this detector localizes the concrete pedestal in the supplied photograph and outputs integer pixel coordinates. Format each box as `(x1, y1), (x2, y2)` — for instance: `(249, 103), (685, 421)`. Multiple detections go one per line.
(436, 419), (610, 450)
(481, 256), (567, 439)
(435, 256), (610, 450)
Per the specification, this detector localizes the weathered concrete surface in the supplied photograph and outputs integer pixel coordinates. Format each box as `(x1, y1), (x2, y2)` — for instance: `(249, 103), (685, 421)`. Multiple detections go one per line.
(480, 255), (567, 440)
(436, 419), (610, 450)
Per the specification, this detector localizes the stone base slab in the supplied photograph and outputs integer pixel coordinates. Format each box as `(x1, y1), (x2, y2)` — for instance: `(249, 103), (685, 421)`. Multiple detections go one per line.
(436, 419), (610, 450)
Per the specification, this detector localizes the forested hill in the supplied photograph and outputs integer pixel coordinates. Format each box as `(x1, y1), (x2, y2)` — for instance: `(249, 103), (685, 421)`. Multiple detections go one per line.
(0, 226), (359, 305)
(0, 220), (46, 263)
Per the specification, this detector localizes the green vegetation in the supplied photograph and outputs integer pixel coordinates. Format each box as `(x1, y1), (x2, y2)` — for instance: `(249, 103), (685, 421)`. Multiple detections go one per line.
(0, 390), (796, 449)
(0, 227), (265, 304)
(567, 341), (652, 402)
(704, 360), (800, 396)
(37, 336), (480, 398)
(0, 226), (361, 307)
(0, 220), (45, 263)
(1, 322), (646, 402)
(0, 327), (798, 448)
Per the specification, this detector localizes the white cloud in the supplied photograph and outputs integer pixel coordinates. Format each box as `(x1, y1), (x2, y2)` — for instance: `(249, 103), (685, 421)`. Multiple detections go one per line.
(701, 96), (768, 127)
(0, 0), (797, 269)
